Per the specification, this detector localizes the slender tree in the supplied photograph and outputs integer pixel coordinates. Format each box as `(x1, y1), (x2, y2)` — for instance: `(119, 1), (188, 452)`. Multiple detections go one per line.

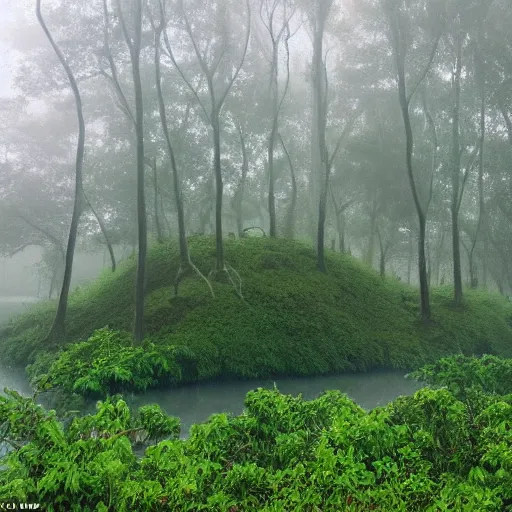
(279, 133), (298, 238)
(164, 0), (250, 287)
(150, 1), (213, 297)
(259, 0), (295, 237)
(83, 191), (116, 272)
(450, 31), (464, 306)
(232, 118), (249, 238)
(36, 0), (85, 343)
(114, 0), (147, 344)
(383, 0), (443, 321)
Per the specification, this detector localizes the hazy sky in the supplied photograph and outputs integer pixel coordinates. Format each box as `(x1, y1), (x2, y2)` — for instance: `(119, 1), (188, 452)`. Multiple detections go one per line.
(0, 1), (16, 97)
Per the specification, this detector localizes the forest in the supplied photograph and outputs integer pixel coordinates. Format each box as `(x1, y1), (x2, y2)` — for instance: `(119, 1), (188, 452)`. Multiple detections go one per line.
(0, 0), (511, 334)
(0, 0), (512, 510)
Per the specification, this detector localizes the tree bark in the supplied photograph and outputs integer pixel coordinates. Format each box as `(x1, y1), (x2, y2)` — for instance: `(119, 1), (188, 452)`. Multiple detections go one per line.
(260, 0), (293, 237)
(366, 195), (377, 267)
(469, 35), (486, 289)
(377, 228), (388, 277)
(279, 134), (297, 239)
(115, 0), (147, 344)
(311, 1), (332, 272)
(152, 10), (213, 297)
(233, 120), (248, 238)
(151, 157), (164, 244)
(36, 0), (85, 344)
(212, 112), (225, 271)
(451, 34), (463, 305)
(407, 227), (413, 284)
(385, 1), (440, 321)
(173, 0), (250, 279)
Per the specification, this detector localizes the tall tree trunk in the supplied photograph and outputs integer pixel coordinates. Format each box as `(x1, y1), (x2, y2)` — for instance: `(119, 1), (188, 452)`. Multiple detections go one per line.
(279, 134), (297, 239)
(407, 228), (413, 284)
(151, 157), (164, 244)
(262, 0), (292, 238)
(366, 197), (378, 267)
(385, 2), (440, 322)
(268, 112), (278, 238)
(233, 120), (248, 238)
(160, 193), (171, 236)
(312, 0), (332, 272)
(173, 0), (250, 285)
(153, 15), (213, 297)
(377, 228), (387, 277)
(417, 216), (430, 317)
(48, 265), (57, 300)
(36, 0), (85, 344)
(116, 0), (147, 344)
(470, 34), (486, 289)
(451, 35), (463, 306)
(434, 226), (445, 286)
(427, 238), (432, 286)
(212, 111), (225, 271)
(337, 214), (345, 253)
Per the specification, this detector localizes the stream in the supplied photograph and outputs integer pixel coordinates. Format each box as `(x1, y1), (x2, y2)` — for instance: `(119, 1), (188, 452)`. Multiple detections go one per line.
(0, 297), (423, 440)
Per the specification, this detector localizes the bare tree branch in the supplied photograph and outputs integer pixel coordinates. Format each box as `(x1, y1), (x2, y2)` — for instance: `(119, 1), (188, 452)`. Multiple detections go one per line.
(101, 0), (135, 126)
(160, 0), (210, 122)
(406, 32), (442, 105)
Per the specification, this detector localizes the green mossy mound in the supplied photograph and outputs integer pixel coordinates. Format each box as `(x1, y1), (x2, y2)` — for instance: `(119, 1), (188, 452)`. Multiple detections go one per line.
(1, 236), (512, 383)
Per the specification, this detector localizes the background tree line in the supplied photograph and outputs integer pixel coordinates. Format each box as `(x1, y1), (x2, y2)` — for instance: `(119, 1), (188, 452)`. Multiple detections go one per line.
(0, 0), (511, 341)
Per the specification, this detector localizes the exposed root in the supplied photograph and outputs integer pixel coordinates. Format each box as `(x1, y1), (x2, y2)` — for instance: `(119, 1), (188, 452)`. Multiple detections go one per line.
(226, 262), (243, 298)
(190, 261), (215, 298)
(207, 263), (243, 299)
(174, 260), (215, 298)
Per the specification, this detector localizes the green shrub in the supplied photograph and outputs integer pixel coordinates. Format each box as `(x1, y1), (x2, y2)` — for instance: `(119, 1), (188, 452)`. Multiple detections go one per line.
(407, 354), (512, 399)
(2, 356), (512, 510)
(30, 328), (198, 397)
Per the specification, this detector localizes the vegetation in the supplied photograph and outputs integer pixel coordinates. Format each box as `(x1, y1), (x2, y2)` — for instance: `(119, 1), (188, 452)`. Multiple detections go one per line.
(1, 355), (512, 510)
(1, 0), (512, 508)
(1, 238), (512, 392)
(27, 328), (198, 397)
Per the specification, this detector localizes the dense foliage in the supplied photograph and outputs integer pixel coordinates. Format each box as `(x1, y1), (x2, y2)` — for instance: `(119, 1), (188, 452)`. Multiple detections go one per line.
(1, 355), (512, 511)
(27, 328), (198, 397)
(2, 238), (512, 388)
(408, 354), (512, 399)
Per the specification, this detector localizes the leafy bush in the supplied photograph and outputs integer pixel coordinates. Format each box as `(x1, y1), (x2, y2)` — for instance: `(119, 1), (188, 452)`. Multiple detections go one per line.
(0, 392), (179, 511)
(2, 356), (512, 510)
(407, 354), (512, 399)
(29, 328), (198, 397)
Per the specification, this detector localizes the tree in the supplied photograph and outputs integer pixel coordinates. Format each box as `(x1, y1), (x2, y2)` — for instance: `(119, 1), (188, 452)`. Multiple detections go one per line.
(259, 0), (295, 237)
(164, 0), (250, 283)
(113, 0), (148, 344)
(279, 133), (298, 238)
(308, 0), (362, 272)
(36, 0), (86, 343)
(383, 0), (443, 322)
(149, 0), (213, 298)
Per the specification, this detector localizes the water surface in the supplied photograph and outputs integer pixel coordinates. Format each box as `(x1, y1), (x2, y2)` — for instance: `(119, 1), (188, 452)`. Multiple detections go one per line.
(0, 298), (423, 438)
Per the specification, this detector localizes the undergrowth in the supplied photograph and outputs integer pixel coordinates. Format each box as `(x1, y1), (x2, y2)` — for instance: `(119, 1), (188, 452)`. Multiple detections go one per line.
(1, 237), (512, 387)
(1, 355), (512, 510)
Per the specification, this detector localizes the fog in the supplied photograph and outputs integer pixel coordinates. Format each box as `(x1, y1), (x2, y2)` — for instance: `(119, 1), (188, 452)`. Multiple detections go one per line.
(0, 0), (511, 322)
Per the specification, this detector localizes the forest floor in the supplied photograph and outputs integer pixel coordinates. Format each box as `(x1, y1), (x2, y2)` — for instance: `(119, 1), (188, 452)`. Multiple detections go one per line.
(1, 236), (511, 381)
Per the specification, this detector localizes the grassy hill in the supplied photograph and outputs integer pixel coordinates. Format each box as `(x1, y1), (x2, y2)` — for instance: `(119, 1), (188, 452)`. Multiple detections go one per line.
(1, 236), (512, 381)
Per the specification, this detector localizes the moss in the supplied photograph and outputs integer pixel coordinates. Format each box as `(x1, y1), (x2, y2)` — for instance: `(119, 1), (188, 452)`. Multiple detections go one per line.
(1, 236), (512, 384)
